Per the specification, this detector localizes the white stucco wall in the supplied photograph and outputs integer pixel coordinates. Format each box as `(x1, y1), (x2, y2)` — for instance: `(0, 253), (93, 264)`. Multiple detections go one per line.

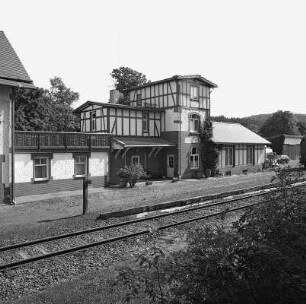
(15, 154), (33, 183)
(0, 85), (12, 187)
(15, 151), (109, 183)
(89, 152), (108, 177)
(52, 153), (74, 179)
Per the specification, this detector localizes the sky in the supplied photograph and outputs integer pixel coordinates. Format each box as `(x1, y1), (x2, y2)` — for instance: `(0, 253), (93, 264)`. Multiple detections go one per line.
(1, 0), (305, 117)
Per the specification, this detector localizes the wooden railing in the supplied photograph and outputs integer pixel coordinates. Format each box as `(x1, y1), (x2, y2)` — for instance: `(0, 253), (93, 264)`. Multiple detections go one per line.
(15, 131), (111, 151)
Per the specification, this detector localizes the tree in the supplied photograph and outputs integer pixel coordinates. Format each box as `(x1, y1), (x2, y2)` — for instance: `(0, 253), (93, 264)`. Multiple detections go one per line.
(110, 67), (148, 92)
(199, 120), (219, 174)
(259, 110), (300, 138)
(15, 77), (80, 132)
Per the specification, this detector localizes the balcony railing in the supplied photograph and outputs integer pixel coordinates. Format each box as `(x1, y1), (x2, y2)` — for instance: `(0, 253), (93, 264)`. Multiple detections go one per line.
(15, 131), (111, 152)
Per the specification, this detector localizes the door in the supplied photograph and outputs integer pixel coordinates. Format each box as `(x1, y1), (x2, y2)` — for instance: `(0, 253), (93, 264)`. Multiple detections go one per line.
(167, 154), (174, 178)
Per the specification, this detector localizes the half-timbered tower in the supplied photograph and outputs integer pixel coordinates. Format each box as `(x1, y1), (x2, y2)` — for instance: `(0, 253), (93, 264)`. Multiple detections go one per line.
(75, 75), (218, 182)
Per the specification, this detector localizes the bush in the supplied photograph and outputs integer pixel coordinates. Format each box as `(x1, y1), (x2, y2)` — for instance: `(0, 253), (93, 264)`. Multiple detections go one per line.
(117, 164), (146, 188)
(115, 168), (306, 303)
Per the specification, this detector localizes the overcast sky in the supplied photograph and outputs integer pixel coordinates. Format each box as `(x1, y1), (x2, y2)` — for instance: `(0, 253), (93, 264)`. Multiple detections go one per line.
(1, 0), (305, 117)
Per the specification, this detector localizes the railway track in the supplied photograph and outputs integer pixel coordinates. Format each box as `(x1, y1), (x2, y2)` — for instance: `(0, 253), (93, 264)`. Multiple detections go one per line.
(0, 181), (305, 272)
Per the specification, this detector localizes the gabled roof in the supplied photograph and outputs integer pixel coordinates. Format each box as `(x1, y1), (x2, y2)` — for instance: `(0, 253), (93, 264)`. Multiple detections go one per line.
(124, 74), (218, 92)
(282, 135), (303, 146)
(0, 31), (35, 88)
(74, 100), (164, 113)
(114, 136), (175, 148)
(212, 122), (271, 145)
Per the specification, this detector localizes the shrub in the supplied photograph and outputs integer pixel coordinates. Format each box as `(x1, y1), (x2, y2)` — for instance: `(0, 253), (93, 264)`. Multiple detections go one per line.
(115, 168), (306, 303)
(117, 164), (146, 188)
(199, 120), (219, 170)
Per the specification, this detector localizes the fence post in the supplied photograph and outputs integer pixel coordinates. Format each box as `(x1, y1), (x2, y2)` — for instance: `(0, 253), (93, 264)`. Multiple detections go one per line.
(83, 176), (92, 215)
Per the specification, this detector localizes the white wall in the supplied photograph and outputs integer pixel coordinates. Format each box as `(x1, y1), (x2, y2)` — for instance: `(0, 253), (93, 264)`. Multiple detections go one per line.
(15, 154), (33, 183)
(52, 153), (74, 179)
(0, 85), (12, 187)
(89, 152), (108, 177)
(14, 152), (109, 183)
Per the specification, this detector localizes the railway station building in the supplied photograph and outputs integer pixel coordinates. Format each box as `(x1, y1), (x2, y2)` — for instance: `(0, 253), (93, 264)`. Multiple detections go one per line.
(1, 31), (270, 202)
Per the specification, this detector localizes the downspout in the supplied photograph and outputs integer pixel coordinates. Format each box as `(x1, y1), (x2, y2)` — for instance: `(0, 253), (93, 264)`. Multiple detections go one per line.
(175, 79), (181, 178)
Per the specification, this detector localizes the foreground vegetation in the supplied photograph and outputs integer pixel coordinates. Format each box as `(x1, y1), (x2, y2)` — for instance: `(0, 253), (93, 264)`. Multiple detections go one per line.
(116, 168), (306, 303)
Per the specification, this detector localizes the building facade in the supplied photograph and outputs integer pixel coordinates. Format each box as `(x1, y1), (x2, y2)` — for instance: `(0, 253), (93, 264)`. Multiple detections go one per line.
(212, 122), (270, 175)
(75, 75), (218, 182)
(75, 76), (270, 183)
(14, 131), (111, 198)
(0, 31), (36, 202)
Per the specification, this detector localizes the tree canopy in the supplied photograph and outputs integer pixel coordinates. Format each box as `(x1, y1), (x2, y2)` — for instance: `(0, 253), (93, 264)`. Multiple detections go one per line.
(110, 67), (148, 92)
(259, 110), (301, 138)
(15, 77), (80, 132)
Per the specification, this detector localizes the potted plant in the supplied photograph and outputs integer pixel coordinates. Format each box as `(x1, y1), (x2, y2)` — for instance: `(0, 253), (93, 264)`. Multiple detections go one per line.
(117, 164), (146, 188)
(117, 168), (128, 188)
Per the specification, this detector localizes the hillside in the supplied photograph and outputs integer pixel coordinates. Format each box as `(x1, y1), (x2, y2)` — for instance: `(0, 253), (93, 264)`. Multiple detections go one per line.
(211, 113), (306, 135)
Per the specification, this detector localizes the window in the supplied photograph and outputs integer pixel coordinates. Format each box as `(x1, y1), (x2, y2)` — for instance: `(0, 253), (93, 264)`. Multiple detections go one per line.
(190, 147), (199, 169)
(90, 111), (96, 132)
(142, 112), (149, 132)
(246, 146), (254, 164)
(137, 93), (142, 107)
(74, 155), (87, 177)
(131, 155), (140, 165)
(168, 155), (174, 168)
(33, 157), (49, 181)
(225, 146), (234, 166)
(189, 114), (200, 133)
(190, 85), (199, 100)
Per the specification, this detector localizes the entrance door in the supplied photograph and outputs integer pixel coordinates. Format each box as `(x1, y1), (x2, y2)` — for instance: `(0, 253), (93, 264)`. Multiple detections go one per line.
(167, 154), (174, 178)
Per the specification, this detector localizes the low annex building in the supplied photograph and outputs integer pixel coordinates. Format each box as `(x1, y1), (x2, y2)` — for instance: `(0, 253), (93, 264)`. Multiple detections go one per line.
(212, 122), (270, 175)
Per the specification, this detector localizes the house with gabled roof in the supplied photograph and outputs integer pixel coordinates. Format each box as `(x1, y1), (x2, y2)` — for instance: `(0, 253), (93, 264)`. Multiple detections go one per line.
(0, 31), (36, 202)
(75, 75), (270, 182)
(1, 32), (112, 203)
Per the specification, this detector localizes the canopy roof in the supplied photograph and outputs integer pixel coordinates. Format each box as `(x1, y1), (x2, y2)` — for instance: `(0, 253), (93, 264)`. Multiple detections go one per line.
(114, 136), (175, 149)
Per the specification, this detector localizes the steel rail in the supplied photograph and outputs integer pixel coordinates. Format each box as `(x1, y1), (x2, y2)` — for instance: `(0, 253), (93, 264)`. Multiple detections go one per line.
(0, 191), (269, 253)
(0, 199), (264, 271)
(0, 180), (304, 271)
(2, 179), (305, 253)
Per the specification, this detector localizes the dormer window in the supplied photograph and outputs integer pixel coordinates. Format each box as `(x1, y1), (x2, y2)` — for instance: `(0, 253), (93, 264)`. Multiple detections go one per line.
(189, 114), (200, 133)
(190, 85), (199, 100)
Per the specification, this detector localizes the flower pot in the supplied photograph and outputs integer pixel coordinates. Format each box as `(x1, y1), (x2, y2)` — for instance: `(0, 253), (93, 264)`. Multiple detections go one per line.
(204, 169), (212, 178)
(119, 178), (127, 188)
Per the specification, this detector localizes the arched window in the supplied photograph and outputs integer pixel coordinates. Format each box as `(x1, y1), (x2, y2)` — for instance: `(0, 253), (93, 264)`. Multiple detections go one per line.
(189, 114), (200, 133)
(190, 147), (199, 169)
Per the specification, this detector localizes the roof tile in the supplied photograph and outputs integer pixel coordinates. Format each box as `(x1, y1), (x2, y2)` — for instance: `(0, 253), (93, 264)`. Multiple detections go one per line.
(0, 31), (34, 87)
